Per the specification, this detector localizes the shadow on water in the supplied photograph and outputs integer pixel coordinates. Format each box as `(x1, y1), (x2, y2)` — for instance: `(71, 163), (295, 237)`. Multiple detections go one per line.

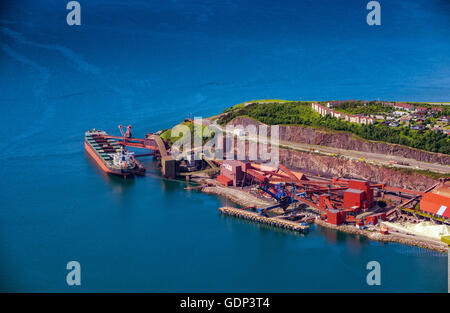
(84, 150), (136, 191)
(317, 223), (369, 249)
(219, 214), (309, 238)
(86, 151), (203, 195)
(138, 156), (202, 190)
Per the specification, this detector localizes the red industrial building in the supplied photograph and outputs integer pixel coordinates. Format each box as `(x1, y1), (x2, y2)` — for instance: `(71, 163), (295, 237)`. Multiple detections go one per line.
(219, 160), (248, 187)
(333, 178), (375, 211)
(216, 174), (233, 186)
(343, 189), (365, 212)
(365, 212), (387, 225)
(347, 179), (374, 207)
(326, 209), (345, 226)
(216, 160), (450, 227)
(420, 183), (450, 219)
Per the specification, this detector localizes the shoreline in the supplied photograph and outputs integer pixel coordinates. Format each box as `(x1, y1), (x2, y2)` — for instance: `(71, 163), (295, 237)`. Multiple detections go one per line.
(314, 219), (447, 253)
(201, 184), (448, 253)
(202, 185), (273, 208)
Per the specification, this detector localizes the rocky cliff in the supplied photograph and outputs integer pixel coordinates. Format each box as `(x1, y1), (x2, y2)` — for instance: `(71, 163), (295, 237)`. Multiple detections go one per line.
(278, 148), (437, 191)
(229, 116), (450, 165)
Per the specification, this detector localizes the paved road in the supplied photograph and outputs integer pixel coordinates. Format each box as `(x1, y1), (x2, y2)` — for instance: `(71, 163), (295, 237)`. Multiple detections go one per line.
(278, 139), (450, 174)
(212, 123), (450, 174)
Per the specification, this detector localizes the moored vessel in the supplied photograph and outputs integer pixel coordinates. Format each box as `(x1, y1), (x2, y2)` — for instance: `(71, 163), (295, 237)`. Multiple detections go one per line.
(85, 129), (145, 178)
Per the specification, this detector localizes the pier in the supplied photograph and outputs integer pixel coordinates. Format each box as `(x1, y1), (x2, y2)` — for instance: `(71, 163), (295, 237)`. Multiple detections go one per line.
(219, 207), (310, 233)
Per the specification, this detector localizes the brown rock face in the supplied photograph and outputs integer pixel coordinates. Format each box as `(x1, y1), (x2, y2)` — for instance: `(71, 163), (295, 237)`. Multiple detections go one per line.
(234, 140), (438, 190)
(278, 148), (437, 191)
(229, 116), (450, 165)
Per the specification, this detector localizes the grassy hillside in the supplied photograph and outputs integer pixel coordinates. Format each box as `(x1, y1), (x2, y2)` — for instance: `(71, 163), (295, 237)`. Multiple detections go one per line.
(218, 101), (450, 154)
(223, 99), (292, 113)
(160, 121), (214, 146)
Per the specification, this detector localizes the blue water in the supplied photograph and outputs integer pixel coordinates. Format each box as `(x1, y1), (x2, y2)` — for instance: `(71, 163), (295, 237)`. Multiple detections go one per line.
(0, 0), (448, 292)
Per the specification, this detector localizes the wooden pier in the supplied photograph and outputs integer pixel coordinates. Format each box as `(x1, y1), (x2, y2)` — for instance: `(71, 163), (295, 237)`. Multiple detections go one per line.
(219, 207), (310, 233)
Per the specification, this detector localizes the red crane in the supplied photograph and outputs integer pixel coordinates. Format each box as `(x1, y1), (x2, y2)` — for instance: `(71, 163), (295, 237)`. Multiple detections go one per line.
(118, 125), (132, 139)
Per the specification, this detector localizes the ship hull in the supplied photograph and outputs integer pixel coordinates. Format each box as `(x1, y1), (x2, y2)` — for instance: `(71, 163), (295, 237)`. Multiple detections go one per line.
(85, 129), (146, 178)
(84, 130), (135, 178)
(84, 142), (131, 177)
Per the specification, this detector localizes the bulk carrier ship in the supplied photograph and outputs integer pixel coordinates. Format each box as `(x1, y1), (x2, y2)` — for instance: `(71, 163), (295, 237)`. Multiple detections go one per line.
(85, 129), (145, 178)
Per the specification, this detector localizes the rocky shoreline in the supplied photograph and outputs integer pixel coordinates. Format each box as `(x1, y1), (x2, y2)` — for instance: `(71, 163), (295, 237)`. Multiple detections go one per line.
(202, 185), (272, 208)
(202, 184), (448, 253)
(314, 219), (447, 253)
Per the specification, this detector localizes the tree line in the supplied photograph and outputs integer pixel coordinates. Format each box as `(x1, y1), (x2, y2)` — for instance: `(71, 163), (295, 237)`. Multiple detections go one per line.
(218, 102), (450, 154)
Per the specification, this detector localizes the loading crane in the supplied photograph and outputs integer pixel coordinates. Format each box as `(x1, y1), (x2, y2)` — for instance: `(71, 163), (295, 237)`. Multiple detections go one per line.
(118, 124), (132, 139)
(250, 163), (305, 216)
(255, 183), (295, 217)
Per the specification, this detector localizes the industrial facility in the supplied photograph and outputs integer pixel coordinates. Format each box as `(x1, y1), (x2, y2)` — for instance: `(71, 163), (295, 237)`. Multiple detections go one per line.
(214, 159), (450, 228)
(85, 125), (450, 235)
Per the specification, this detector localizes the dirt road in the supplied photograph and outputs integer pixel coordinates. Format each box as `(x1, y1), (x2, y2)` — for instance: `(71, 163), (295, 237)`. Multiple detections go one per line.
(214, 123), (450, 174)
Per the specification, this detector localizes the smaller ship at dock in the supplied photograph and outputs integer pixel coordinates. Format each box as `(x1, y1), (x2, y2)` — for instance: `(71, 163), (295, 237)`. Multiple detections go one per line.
(85, 129), (145, 178)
